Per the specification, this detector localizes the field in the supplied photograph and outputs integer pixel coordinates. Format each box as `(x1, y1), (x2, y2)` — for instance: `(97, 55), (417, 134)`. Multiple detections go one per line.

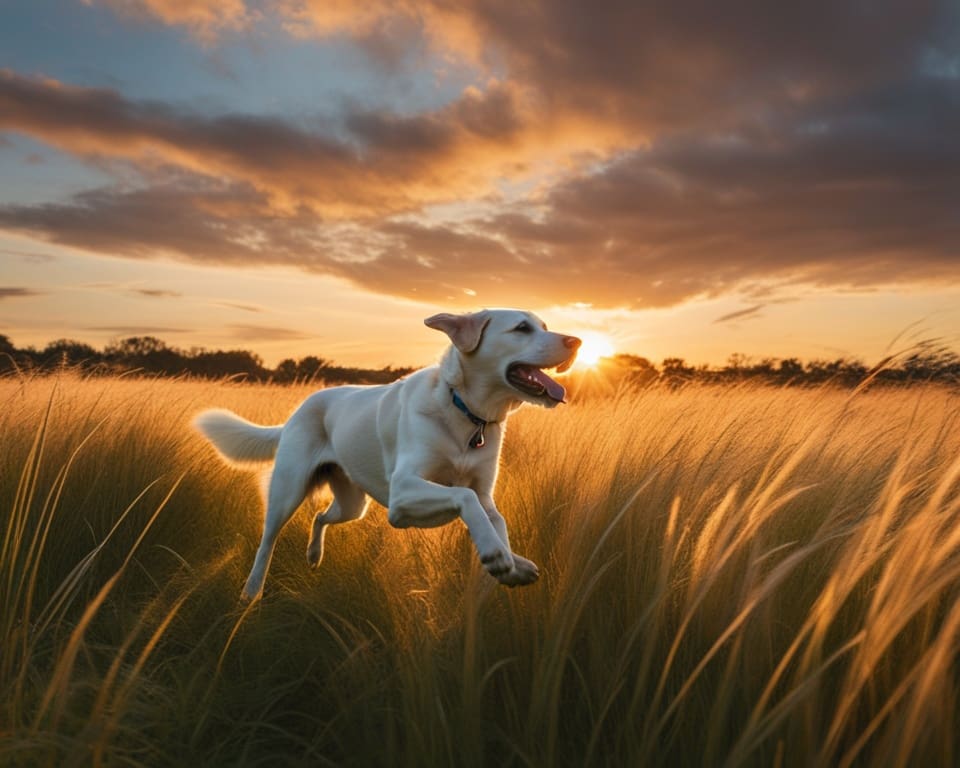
(2, 372), (960, 767)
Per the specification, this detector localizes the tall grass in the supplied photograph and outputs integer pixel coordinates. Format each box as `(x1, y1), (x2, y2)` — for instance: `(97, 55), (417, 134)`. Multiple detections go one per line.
(1, 372), (959, 766)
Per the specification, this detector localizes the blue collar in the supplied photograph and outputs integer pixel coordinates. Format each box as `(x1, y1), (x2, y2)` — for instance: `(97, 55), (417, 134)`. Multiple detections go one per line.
(450, 389), (489, 448)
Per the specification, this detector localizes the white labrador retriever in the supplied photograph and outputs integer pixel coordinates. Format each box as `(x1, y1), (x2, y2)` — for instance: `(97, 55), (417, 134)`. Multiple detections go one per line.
(194, 309), (581, 600)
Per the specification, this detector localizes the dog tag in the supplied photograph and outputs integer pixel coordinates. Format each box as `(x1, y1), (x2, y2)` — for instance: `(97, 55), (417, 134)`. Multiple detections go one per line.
(470, 424), (485, 449)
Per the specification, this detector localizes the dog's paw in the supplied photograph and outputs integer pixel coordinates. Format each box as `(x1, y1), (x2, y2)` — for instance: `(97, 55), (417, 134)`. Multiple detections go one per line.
(498, 555), (540, 587)
(480, 547), (515, 579)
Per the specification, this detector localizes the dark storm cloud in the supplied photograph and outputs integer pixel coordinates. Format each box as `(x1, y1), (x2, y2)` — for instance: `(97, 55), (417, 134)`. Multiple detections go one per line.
(0, 1), (957, 307)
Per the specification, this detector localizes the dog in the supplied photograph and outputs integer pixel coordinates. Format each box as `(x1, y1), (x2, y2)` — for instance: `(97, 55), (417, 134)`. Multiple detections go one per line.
(193, 308), (581, 600)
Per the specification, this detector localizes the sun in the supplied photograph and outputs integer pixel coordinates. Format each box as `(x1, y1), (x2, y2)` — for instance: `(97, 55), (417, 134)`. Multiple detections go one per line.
(573, 331), (616, 368)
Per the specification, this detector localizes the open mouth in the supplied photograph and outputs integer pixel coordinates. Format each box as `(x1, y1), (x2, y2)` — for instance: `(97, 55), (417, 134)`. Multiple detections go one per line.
(506, 355), (576, 403)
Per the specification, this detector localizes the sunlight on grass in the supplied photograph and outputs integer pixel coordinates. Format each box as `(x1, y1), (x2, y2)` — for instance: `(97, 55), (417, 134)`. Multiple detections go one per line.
(1, 371), (959, 765)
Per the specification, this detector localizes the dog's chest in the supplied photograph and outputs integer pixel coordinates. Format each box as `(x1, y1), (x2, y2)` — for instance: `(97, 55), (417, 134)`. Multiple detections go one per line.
(427, 449), (494, 488)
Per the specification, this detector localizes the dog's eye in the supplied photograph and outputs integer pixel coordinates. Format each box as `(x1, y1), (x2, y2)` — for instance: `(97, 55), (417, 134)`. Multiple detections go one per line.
(512, 321), (533, 333)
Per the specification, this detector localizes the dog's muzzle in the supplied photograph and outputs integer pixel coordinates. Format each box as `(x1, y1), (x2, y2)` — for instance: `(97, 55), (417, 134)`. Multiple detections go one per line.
(506, 336), (580, 403)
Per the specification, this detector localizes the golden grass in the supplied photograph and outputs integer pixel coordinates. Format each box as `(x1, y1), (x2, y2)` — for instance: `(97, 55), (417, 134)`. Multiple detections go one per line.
(1, 372), (959, 766)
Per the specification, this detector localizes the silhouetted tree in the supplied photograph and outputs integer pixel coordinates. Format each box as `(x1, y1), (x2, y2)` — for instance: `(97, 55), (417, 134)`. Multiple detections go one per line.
(41, 339), (100, 368)
(105, 336), (168, 357)
(296, 356), (328, 382)
(0, 334), (15, 356)
(188, 350), (265, 379)
(0, 334), (18, 373)
(779, 358), (804, 378)
(103, 336), (183, 374)
(900, 342), (960, 383)
(610, 354), (659, 385)
(662, 357), (694, 387)
(274, 358), (298, 383)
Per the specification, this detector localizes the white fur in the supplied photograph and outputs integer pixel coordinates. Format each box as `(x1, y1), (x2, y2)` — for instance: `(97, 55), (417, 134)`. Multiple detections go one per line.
(192, 409), (283, 464)
(193, 308), (581, 601)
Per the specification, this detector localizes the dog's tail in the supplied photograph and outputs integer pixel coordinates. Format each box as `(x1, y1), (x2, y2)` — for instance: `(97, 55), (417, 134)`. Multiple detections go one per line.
(193, 409), (283, 465)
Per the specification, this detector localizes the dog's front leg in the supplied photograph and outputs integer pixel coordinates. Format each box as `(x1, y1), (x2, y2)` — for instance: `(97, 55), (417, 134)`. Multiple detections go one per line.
(388, 475), (519, 583)
(476, 493), (539, 586)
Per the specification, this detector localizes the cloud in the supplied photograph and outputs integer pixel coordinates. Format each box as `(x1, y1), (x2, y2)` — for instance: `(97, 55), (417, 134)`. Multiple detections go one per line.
(227, 324), (312, 341)
(84, 0), (252, 42)
(0, 71), (549, 218)
(0, 248), (58, 263)
(714, 305), (765, 324)
(1, 2), (958, 310)
(71, 0), (955, 143)
(84, 325), (190, 334)
(0, 286), (41, 299)
(1, 97), (958, 310)
(212, 301), (264, 313)
(279, 0), (947, 134)
(134, 288), (182, 298)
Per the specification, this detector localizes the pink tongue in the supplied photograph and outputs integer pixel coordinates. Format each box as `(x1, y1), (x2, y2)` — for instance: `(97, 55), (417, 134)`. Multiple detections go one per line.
(530, 367), (566, 402)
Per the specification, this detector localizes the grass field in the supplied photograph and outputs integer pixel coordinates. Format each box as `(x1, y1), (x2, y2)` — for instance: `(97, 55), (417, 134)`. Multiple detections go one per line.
(2, 372), (959, 767)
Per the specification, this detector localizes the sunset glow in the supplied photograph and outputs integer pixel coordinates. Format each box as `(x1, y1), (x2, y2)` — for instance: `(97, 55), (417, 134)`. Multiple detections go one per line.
(0, 2), (957, 368)
(573, 332), (616, 368)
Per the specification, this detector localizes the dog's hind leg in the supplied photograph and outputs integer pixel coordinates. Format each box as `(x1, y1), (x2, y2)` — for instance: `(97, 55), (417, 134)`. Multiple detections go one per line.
(306, 465), (369, 568)
(242, 441), (317, 601)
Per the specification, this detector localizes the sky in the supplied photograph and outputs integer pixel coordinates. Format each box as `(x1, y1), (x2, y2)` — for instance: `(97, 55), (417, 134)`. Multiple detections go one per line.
(1, 0), (958, 368)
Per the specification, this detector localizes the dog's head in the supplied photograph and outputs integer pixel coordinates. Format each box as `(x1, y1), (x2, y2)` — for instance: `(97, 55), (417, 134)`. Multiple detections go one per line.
(425, 309), (581, 408)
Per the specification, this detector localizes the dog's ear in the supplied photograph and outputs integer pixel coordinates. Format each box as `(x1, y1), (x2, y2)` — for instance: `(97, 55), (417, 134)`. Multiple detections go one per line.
(424, 311), (491, 354)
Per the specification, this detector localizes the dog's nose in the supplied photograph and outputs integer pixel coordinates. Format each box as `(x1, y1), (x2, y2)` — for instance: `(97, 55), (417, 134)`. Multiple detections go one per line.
(564, 335), (582, 349)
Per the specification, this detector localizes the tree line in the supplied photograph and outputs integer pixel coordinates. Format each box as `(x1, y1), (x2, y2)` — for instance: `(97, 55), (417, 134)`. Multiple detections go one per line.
(0, 334), (414, 385)
(2, 333), (958, 388)
(603, 345), (960, 388)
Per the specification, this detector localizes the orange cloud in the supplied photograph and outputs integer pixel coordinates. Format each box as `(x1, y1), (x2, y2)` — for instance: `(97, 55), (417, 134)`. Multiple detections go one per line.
(268, 0), (944, 137)
(2, 2), (957, 311)
(83, 0), (253, 41)
(81, 0), (945, 146)
(277, 0), (486, 63)
(0, 71), (626, 218)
